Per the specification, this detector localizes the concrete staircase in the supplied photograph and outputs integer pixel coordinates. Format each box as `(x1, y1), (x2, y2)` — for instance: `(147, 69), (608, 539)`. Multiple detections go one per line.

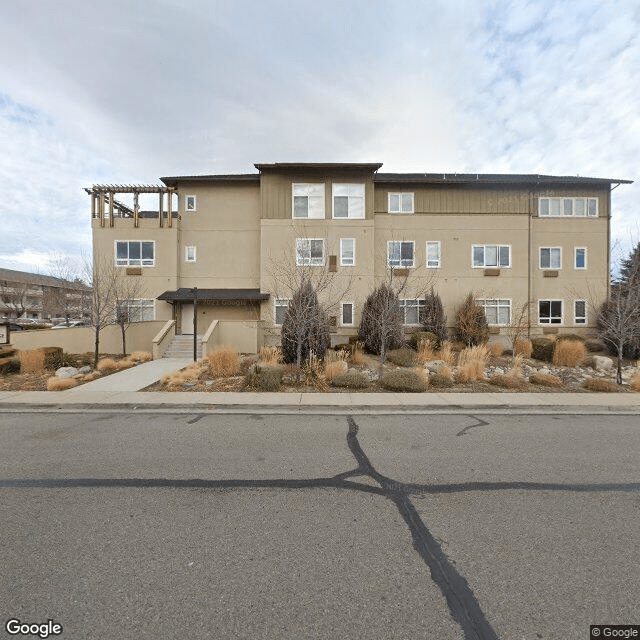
(163, 334), (202, 359)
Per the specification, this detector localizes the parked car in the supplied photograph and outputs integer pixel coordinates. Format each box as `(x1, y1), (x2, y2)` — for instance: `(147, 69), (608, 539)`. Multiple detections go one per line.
(51, 320), (90, 329)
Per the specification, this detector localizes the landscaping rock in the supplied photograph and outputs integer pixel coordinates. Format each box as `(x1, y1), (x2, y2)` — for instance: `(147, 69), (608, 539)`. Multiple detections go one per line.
(425, 360), (446, 373)
(588, 355), (614, 371)
(531, 337), (555, 362)
(55, 366), (78, 379)
(78, 366), (92, 375)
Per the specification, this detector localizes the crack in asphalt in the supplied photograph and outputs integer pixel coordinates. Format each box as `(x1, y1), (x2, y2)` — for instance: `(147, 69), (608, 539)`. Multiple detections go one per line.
(457, 415), (491, 437)
(3, 415), (640, 638)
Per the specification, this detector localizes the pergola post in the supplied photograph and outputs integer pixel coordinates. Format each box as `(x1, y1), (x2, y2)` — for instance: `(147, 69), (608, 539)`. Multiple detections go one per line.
(98, 192), (105, 227)
(109, 192), (114, 227)
(168, 189), (173, 228)
(159, 191), (164, 228)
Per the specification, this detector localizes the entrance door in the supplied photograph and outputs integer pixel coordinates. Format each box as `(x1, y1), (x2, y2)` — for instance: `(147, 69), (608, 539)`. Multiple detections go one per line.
(181, 303), (194, 334)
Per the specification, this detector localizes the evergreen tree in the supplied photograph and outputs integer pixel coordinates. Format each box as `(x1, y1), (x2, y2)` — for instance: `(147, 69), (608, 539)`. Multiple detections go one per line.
(358, 282), (404, 362)
(454, 293), (489, 346)
(617, 242), (640, 286)
(420, 287), (447, 344)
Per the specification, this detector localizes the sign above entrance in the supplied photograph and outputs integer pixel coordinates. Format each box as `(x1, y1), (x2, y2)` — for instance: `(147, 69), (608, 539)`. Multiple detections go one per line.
(0, 323), (9, 345)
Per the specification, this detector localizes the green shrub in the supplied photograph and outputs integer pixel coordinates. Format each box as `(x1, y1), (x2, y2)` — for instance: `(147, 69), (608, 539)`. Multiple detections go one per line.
(44, 350), (77, 370)
(429, 373), (454, 388)
(381, 369), (428, 392)
(454, 293), (489, 346)
(331, 369), (370, 389)
(531, 337), (555, 362)
(0, 357), (21, 374)
(585, 339), (606, 353)
(420, 288), (448, 344)
(358, 282), (404, 356)
(243, 365), (283, 391)
(386, 347), (417, 367)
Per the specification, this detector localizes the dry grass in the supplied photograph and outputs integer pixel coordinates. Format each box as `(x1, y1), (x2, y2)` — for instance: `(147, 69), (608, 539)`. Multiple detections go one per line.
(161, 362), (206, 388)
(514, 339), (533, 358)
(458, 344), (490, 368)
(19, 350), (45, 374)
(301, 353), (328, 390)
(206, 345), (240, 378)
(529, 371), (564, 387)
(439, 364), (453, 380)
(552, 340), (587, 367)
(259, 346), (282, 366)
(324, 360), (348, 381)
(489, 374), (527, 389)
(583, 377), (618, 392)
(437, 341), (455, 365)
(47, 377), (77, 391)
(456, 361), (486, 383)
(349, 346), (367, 365)
(489, 342), (504, 357)
(507, 354), (524, 378)
(417, 339), (436, 364)
(129, 351), (152, 363)
(97, 358), (120, 372)
(629, 374), (640, 391)
(413, 366), (430, 388)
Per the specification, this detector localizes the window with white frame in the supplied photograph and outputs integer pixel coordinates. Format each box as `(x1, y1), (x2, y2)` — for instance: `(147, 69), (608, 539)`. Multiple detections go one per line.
(115, 241), (155, 267)
(388, 192), (414, 214)
(476, 299), (511, 325)
(575, 247), (587, 269)
(274, 299), (290, 325)
(116, 299), (155, 322)
(539, 300), (563, 324)
(185, 246), (196, 263)
(341, 302), (354, 326)
(340, 238), (355, 266)
(296, 238), (325, 266)
(540, 247), (562, 269)
(388, 241), (415, 268)
(292, 183), (325, 219)
(426, 241), (441, 268)
(472, 244), (510, 268)
(400, 299), (425, 325)
(538, 197), (598, 217)
(332, 183), (365, 219)
(185, 195), (197, 212)
(574, 300), (587, 324)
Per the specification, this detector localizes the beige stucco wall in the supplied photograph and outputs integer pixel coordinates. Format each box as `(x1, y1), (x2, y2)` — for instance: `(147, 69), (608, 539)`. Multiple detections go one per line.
(10, 321), (167, 356)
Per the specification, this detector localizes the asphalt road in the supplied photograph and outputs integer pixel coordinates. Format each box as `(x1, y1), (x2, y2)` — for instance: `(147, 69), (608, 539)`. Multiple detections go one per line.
(0, 409), (638, 640)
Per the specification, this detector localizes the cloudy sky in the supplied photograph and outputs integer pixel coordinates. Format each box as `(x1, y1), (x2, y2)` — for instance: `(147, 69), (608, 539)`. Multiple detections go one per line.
(1, 0), (638, 273)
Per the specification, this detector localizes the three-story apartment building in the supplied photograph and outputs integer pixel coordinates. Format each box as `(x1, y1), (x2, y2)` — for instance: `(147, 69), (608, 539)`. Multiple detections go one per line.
(89, 163), (631, 349)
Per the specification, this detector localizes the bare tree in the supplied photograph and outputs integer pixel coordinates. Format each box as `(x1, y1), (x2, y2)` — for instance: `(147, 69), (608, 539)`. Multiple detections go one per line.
(0, 278), (29, 318)
(114, 276), (147, 356)
(503, 301), (532, 352)
(46, 253), (86, 323)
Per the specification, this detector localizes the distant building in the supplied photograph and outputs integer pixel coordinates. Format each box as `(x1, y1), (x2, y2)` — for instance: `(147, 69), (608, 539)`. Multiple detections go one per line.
(0, 268), (90, 321)
(87, 163), (631, 347)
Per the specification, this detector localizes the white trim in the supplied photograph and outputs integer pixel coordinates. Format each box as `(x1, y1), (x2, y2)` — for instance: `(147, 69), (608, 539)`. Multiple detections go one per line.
(292, 183), (325, 219)
(340, 238), (356, 267)
(574, 247), (587, 270)
(117, 298), (156, 322)
(114, 240), (155, 267)
(475, 298), (512, 326)
(332, 183), (365, 219)
(388, 192), (414, 214)
(185, 195), (197, 212)
(426, 240), (441, 268)
(538, 299), (564, 325)
(538, 197), (598, 217)
(471, 244), (511, 268)
(340, 301), (355, 326)
(295, 238), (325, 266)
(387, 240), (415, 268)
(274, 299), (290, 326)
(399, 298), (424, 325)
(185, 246), (196, 263)
(539, 246), (562, 270)
(573, 299), (587, 325)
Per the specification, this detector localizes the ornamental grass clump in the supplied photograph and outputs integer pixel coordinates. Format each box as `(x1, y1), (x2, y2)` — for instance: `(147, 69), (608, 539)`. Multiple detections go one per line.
(259, 346), (282, 366)
(437, 341), (455, 365)
(324, 359), (348, 381)
(552, 339), (587, 367)
(489, 374), (527, 389)
(629, 373), (640, 391)
(47, 377), (77, 391)
(582, 377), (618, 392)
(97, 357), (119, 372)
(206, 345), (240, 378)
(416, 339), (436, 364)
(19, 350), (45, 374)
(331, 369), (370, 389)
(129, 351), (152, 363)
(514, 338), (533, 358)
(381, 368), (428, 392)
(529, 371), (564, 387)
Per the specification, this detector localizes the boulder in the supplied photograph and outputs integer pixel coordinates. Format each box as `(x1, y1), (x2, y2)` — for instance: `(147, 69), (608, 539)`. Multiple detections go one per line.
(55, 366), (79, 379)
(78, 366), (92, 375)
(588, 355), (614, 371)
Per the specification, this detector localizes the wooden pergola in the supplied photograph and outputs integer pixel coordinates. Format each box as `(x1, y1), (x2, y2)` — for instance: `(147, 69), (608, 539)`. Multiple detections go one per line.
(85, 184), (177, 228)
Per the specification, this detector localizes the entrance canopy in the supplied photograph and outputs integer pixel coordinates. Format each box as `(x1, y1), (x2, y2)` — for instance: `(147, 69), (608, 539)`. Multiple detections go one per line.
(158, 289), (270, 304)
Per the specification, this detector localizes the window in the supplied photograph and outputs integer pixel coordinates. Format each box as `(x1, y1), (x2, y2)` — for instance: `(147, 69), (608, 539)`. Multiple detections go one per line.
(341, 302), (354, 326)
(332, 183), (365, 219)
(296, 238), (325, 266)
(388, 193), (414, 214)
(116, 299), (155, 322)
(575, 247), (587, 269)
(574, 300), (587, 324)
(274, 299), (290, 325)
(292, 183), (324, 219)
(540, 247), (562, 269)
(400, 299), (425, 325)
(115, 241), (155, 267)
(426, 241), (441, 268)
(185, 195), (197, 212)
(472, 244), (510, 268)
(340, 238), (355, 266)
(476, 299), (511, 325)
(539, 197), (598, 217)
(539, 300), (563, 324)
(388, 241), (415, 268)
(185, 246), (196, 263)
